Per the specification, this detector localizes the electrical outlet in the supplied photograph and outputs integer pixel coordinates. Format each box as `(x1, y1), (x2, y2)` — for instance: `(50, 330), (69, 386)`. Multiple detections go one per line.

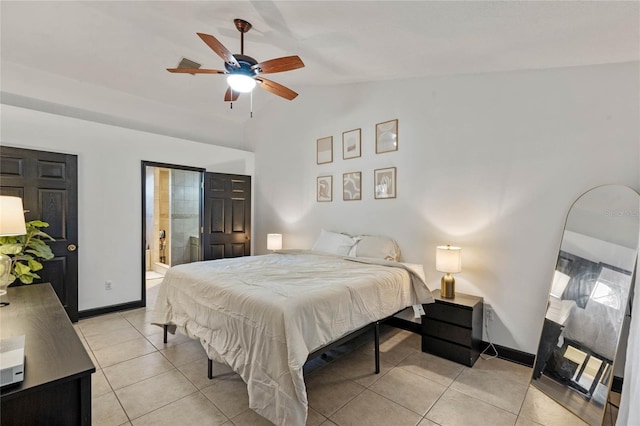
(485, 305), (494, 321)
(105, 280), (113, 291)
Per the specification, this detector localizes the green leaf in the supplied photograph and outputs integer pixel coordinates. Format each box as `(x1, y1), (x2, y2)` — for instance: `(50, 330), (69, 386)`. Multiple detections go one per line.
(29, 229), (55, 241)
(0, 244), (23, 255)
(6, 274), (16, 285)
(12, 255), (34, 263)
(27, 220), (49, 228)
(16, 272), (39, 284)
(28, 259), (43, 272)
(0, 236), (19, 245)
(14, 262), (30, 275)
(25, 246), (54, 260)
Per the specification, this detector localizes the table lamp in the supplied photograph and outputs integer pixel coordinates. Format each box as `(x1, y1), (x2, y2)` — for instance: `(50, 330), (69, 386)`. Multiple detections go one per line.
(0, 196), (27, 302)
(436, 245), (462, 299)
(267, 233), (282, 252)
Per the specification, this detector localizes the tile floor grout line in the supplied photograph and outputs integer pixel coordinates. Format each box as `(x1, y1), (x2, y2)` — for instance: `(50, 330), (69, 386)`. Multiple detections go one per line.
(364, 365), (450, 414)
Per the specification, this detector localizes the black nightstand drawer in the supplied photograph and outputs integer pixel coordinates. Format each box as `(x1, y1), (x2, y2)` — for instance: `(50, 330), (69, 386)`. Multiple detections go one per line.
(424, 302), (473, 328)
(422, 336), (479, 367)
(423, 321), (472, 347)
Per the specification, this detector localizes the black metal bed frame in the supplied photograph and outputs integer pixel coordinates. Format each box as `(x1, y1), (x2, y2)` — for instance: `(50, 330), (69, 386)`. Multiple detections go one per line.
(163, 319), (382, 380)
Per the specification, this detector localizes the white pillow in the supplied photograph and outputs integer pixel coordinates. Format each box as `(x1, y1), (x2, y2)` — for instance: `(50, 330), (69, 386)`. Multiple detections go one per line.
(352, 235), (401, 261)
(312, 229), (359, 256)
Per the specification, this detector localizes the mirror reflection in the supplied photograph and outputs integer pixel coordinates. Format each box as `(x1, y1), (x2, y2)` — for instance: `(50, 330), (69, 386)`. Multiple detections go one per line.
(531, 185), (639, 425)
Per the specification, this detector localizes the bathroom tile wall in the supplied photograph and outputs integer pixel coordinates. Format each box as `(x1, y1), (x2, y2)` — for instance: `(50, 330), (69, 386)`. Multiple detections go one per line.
(170, 170), (201, 266)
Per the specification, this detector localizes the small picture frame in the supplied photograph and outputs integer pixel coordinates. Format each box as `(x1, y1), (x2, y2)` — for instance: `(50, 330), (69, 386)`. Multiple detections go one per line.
(374, 167), (396, 199)
(317, 136), (333, 164)
(343, 172), (362, 201)
(317, 175), (333, 202)
(342, 128), (361, 160)
(376, 119), (398, 154)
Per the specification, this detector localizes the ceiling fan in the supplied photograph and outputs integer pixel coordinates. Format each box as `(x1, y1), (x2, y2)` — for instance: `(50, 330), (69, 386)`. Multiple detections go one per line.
(167, 19), (304, 103)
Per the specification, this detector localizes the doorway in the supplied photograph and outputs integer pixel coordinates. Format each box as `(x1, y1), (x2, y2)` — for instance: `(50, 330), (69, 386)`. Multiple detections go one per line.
(141, 161), (204, 304)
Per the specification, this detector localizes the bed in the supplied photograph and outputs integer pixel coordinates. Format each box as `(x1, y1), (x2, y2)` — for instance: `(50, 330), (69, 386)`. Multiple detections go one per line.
(151, 233), (433, 425)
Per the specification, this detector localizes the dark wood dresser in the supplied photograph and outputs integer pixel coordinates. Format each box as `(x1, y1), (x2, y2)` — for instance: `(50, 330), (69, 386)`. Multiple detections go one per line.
(421, 290), (483, 367)
(0, 283), (95, 425)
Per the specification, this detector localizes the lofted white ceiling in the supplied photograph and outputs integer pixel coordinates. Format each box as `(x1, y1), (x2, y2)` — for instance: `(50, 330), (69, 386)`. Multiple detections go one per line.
(1, 1), (638, 150)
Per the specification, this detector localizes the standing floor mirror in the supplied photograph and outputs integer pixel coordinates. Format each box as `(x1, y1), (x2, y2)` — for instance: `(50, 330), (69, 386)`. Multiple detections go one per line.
(531, 185), (639, 425)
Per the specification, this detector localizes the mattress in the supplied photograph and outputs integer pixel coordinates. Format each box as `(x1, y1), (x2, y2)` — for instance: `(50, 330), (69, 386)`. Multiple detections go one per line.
(151, 250), (433, 425)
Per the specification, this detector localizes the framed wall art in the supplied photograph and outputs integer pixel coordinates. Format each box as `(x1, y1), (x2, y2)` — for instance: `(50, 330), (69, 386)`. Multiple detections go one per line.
(376, 119), (398, 154)
(316, 136), (333, 164)
(317, 175), (333, 202)
(374, 167), (396, 199)
(343, 172), (362, 201)
(342, 128), (361, 160)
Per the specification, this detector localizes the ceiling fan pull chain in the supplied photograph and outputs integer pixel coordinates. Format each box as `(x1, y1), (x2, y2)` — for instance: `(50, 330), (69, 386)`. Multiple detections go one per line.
(250, 90), (253, 118)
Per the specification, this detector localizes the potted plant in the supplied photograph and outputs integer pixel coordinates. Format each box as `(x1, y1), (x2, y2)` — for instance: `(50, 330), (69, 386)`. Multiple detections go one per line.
(0, 220), (55, 285)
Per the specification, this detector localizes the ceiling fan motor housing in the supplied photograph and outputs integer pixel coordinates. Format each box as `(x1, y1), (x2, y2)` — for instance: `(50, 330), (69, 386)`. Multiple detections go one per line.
(225, 54), (259, 77)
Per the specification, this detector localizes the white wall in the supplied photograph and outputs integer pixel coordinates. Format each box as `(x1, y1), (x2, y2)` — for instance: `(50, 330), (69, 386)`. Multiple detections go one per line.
(1, 104), (254, 311)
(248, 61), (639, 354)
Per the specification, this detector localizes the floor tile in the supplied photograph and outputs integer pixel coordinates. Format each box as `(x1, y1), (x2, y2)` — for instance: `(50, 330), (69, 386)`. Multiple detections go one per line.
(369, 367), (447, 415)
(92, 369), (112, 398)
(85, 326), (144, 351)
(79, 314), (132, 337)
(323, 346), (393, 387)
(103, 351), (174, 390)
(124, 310), (164, 337)
(330, 389), (422, 426)
(230, 409), (275, 426)
(201, 373), (250, 419)
(115, 369), (197, 420)
(178, 356), (233, 389)
(93, 337), (157, 368)
(160, 339), (207, 367)
(305, 369), (365, 417)
(515, 416), (543, 426)
(307, 407), (327, 426)
(473, 356), (532, 383)
(518, 385), (588, 426)
(417, 418), (440, 426)
(398, 351), (466, 387)
(426, 388), (517, 426)
(450, 357), (530, 414)
(131, 392), (228, 426)
(378, 330), (421, 365)
(92, 391), (128, 426)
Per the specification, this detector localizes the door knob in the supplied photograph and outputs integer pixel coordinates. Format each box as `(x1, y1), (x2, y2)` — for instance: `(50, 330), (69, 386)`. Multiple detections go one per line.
(67, 244), (77, 252)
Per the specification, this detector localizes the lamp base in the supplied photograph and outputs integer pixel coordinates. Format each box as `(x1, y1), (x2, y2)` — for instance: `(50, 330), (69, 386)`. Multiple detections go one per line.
(441, 273), (455, 299)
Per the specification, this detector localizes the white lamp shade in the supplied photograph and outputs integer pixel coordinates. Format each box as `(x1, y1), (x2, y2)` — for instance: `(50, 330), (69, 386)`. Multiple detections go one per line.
(227, 74), (256, 93)
(436, 245), (462, 273)
(267, 233), (282, 251)
(0, 196), (27, 236)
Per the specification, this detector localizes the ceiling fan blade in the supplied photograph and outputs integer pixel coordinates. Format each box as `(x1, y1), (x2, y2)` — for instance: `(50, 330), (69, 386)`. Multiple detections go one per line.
(252, 55), (305, 74)
(166, 68), (225, 74)
(224, 87), (240, 102)
(256, 77), (298, 100)
(197, 33), (240, 68)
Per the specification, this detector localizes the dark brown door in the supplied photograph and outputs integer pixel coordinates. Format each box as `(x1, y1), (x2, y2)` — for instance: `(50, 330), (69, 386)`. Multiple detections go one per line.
(0, 147), (79, 322)
(203, 172), (251, 260)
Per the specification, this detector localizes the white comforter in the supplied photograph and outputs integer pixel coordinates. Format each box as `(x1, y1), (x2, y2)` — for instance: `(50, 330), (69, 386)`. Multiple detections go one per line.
(151, 250), (433, 425)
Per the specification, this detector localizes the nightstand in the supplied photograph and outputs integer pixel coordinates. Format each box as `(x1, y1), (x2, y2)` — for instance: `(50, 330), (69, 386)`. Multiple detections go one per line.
(421, 289), (483, 367)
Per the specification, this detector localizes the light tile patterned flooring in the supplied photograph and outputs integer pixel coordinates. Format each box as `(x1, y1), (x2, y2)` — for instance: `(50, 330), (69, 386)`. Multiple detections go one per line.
(76, 283), (619, 426)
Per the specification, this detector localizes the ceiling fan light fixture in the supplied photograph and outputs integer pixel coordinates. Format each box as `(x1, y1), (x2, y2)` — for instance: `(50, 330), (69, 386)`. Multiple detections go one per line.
(227, 74), (256, 93)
